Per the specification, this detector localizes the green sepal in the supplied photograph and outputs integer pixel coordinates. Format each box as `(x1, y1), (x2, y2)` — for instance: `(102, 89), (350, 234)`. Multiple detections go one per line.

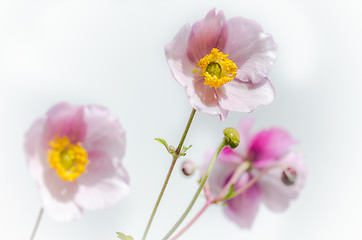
(116, 232), (134, 240)
(180, 145), (192, 156)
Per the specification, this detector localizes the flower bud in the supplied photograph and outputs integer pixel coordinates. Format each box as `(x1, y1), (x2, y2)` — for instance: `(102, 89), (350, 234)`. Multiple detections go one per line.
(181, 160), (196, 176)
(281, 167), (297, 185)
(223, 127), (240, 149)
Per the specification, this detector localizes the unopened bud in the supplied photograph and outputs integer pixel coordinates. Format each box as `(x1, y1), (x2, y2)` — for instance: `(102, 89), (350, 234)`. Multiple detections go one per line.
(282, 167), (297, 185)
(181, 160), (196, 176)
(223, 127), (240, 149)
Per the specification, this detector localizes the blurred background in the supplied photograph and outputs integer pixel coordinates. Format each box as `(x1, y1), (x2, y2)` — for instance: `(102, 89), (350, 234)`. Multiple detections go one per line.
(0, 0), (361, 239)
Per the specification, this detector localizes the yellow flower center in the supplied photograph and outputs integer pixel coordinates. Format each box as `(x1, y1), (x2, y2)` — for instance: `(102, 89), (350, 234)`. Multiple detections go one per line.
(196, 48), (238, 89)
(48, 136), (88, 181)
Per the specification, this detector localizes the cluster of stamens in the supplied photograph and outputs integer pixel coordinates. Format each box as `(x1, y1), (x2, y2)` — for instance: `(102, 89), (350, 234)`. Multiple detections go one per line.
(196, 48), (238, 89)
(48, 135), (88, 181)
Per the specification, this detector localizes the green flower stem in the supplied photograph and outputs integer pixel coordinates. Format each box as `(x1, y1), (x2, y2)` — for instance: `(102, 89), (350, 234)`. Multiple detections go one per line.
(142, 108), (196, 240)
(29, 208), (43, 240)
(162, 140), (227, 240)
(170, 201), (212, 240)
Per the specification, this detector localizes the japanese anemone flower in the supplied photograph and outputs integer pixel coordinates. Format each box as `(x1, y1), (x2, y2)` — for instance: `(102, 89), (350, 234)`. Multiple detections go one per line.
(24, 102), (130, 221)
(205, 119), (307, 228)
(165, 9), (277, 120)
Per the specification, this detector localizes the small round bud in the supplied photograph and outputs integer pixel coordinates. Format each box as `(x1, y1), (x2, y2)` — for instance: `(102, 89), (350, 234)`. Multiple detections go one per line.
(223, 127), (240, 149)
(182, 160), (196, 176)
(281, 167), (297, 185)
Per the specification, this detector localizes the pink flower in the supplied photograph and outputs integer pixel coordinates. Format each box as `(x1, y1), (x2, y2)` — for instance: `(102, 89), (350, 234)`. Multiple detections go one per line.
(24, 102), (130, 221)
(165, 9), (277, 120)
(205, 119), (307, 228)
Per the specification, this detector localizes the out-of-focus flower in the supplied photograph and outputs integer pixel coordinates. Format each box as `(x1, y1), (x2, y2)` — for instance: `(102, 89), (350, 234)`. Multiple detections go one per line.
(25, 102), (130, 221)
(205, 119), (306, 228)
(165, 9), (277, 120)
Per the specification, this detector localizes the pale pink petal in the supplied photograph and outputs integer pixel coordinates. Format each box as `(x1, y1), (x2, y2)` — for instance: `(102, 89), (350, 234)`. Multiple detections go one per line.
(257, 152), (307, 212)
(187, 78), (228, 120)
(42, 169), (78, 201)
(75, 105), (129, 209)
(165, 24), (198, 87)
(74, 150), (130, 210)
(224, 173), (261, 228)
(24, 117), (47, 181)
(166, 24), (228, 120)
(186, 9), (226, 63)
(222, 17), (277, 83)
(248, 127), (297, 168)
(82, 105), (126, 167)
(40, 169), (81, 221)
(217, 77), (275, 113)
(41, 188), (82, 222)
(43, 102), (86, 144)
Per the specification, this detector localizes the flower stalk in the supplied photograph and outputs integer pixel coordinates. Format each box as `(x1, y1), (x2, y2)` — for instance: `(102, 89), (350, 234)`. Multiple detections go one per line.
(162, 140), (227, 240)
(29, 208), (43, 240)
(170, 201), (212, 240)
(142, 108), (196, 240)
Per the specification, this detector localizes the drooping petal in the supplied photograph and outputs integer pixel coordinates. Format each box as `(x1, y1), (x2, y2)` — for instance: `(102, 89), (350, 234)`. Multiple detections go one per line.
(217, 77), (275, 113)
(223, 173), (261, 228)
(186, 9), (226, 63)
(222, 16), (277, 83)
(165, 24), (197, 87)
(74, 150), (130, 210)
(186, 78), (228, 120)
(82, 105), (126, 167)
(257, 152), (307, 212)
(40, 169), (81, 222)
(24, 117), (47, 181)
(248, 127), (298, 168)
(43, 102), (86, 144)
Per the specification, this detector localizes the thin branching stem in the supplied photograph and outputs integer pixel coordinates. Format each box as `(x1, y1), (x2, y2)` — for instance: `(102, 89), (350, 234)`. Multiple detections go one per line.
(162, 140), (226, 240)
(141, 108), (196, 240)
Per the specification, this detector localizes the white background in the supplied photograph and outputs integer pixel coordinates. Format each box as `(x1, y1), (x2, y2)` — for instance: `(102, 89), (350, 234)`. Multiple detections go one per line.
(1, 0), (361, 239)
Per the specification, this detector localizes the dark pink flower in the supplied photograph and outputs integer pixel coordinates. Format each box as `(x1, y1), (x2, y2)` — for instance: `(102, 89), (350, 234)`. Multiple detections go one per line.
(25, 103), (130, 221)
(165, 9), (277, 120)
(205, 119), (306, 228)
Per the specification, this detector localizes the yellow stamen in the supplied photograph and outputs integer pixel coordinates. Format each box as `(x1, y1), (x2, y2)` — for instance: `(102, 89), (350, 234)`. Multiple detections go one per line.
(48, 136), (88, 181)
(196, 48), (238, 89)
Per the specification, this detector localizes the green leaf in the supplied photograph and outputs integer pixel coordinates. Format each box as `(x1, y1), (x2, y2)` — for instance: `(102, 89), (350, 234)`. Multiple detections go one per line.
(155, 138), (169, 150)
(116, 232), (134, 240)
(116, 232), (128, 240)
(155, 138), (175, 154)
